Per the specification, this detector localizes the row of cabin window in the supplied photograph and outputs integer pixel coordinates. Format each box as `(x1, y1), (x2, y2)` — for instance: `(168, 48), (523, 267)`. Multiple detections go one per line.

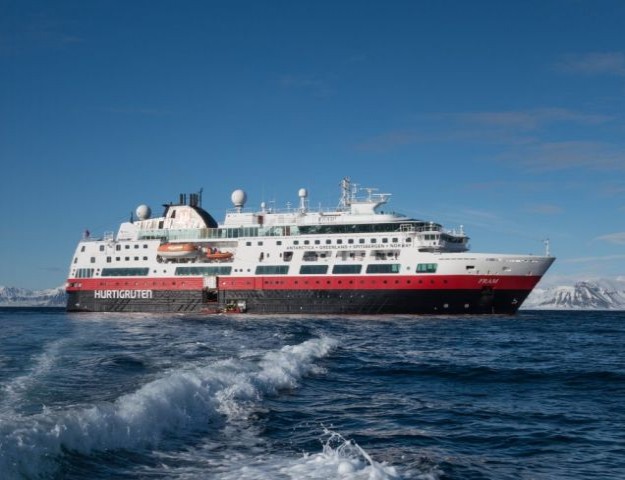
(74, 256), (151, 264)
(175, 263), (436, 276)
(76, 256), (151, 263)
(107, 256), (148, 262)
(73, 263), (438, 278)
(80, 244), (150, 253)
(257, 264), (403, 275)
(246, 237), (410, 247)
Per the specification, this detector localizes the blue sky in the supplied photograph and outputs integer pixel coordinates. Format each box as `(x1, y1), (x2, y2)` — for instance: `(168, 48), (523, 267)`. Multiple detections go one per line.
(2, 0), (625, 290)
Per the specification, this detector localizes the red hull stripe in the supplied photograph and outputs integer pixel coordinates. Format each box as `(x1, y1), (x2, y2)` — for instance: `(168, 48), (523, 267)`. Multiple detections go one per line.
(66, 277), (204, 291)
(219, 275), (540, 291)
(67, 275), (541, 292)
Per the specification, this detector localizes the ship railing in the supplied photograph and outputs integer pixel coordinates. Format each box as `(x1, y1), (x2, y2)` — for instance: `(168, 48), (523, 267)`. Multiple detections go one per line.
(137, 225), (295, 242)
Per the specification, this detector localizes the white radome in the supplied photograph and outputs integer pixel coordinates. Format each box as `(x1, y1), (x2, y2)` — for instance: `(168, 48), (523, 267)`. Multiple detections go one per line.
(135, 204), (151, 220)
(231, 189), (247, 208)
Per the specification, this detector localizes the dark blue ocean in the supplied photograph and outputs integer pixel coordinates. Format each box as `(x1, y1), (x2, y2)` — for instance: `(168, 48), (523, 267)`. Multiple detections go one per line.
(1, 309), (623, 479)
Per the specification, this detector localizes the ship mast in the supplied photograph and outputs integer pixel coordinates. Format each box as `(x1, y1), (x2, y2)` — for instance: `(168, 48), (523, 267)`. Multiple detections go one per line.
(338, 177), (353, 210)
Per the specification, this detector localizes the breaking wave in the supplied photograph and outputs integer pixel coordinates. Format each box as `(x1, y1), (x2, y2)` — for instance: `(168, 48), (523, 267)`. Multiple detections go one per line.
(0, 337), (338, 479)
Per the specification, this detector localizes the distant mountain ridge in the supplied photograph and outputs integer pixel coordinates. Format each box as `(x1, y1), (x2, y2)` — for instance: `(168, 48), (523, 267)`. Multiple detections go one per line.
(2, 279), (625, 310)
(522, 278), (625, 310)
(0, 286), (66, 307)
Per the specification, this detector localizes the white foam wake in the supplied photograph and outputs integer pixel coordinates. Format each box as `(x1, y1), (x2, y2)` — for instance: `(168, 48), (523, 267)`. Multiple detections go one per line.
(0, 337), (337, 479)
(275, 429), (403, 480)
(148, 428), (406, 480)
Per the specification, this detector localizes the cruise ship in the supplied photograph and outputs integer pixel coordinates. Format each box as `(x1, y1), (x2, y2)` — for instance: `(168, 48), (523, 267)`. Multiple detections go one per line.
(66, 178), (554, 314)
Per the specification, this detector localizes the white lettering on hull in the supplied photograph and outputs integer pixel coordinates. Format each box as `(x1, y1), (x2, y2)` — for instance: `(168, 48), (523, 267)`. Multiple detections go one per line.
(94, 290), (153, 299)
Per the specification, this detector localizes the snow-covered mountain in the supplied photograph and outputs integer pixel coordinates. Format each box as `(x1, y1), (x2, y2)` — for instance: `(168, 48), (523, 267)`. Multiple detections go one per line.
(0, 286), (66, 307)
(523, 278), (625, 310)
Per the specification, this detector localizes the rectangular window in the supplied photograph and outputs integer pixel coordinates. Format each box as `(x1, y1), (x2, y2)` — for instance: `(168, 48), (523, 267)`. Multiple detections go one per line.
(416, 263), (438, 273)
(333, 264), (362, 274)
(116, 245), (121, 251)
(300, 265), (328, 274)
(101, 268), (150, 276)
(99, 245), (105, 252)
(348, 239), (354, 244)
(175, 266), (232, 276)
(303, 251), (319, 261)
(366, 264), (400, 274)
(75, 268), (94, 278)
(106, 256), (111, 263)
(255, 265), (289, 275)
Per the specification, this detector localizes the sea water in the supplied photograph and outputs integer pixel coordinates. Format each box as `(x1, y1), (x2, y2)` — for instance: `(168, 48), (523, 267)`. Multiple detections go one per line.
(0, 308), (623, 479)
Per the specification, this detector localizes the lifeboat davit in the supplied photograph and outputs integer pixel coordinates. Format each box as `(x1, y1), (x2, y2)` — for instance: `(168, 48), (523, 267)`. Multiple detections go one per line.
(157, 243), (198, 259)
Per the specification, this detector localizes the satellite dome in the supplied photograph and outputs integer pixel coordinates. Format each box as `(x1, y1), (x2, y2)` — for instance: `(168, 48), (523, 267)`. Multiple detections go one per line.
(136, 204), (151, 220)
(231, 189), (247, 208)
(298, 188), (308, 198)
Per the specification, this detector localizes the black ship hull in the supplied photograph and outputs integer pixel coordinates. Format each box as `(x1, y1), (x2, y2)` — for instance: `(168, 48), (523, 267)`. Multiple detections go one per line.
(67, 287), (530, 315)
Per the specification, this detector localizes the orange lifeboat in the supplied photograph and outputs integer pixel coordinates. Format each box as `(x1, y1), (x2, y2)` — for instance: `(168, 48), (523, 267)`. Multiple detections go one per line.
(205, 251), (233, 261)
(203, 247), (233, 261)
(157, 243), (198, 259)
